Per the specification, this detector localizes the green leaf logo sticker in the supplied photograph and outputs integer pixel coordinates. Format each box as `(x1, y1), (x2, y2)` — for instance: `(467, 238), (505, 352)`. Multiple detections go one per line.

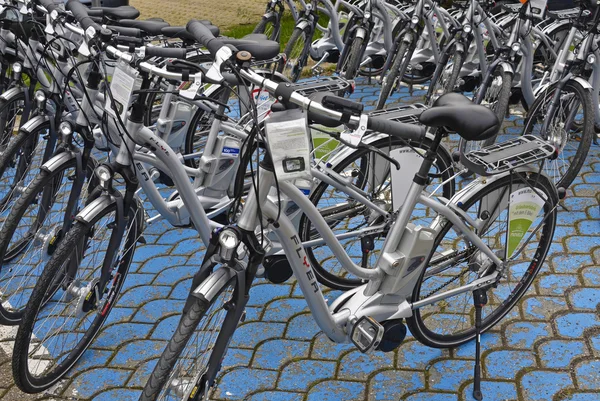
(507, 187), (546, 258)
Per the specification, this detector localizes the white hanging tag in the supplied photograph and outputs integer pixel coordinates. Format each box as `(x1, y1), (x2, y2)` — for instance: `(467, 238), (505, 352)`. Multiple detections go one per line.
(390, 147), (423, 210)
(265, 109), (311, 181)
(105, 58), (139, 121)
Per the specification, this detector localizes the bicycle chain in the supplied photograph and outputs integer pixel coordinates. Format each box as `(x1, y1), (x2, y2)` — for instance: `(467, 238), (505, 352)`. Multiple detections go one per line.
(422, 247), (475, 299)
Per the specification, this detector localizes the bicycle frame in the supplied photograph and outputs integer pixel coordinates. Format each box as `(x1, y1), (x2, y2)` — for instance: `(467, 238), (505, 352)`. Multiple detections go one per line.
(227, 133), (547, 345)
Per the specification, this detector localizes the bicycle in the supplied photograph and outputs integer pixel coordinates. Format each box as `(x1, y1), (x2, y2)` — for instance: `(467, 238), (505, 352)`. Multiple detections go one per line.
(140, 22), (561, 401)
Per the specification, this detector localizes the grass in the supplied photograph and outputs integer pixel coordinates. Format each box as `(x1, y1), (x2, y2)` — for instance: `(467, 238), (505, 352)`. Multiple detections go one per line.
(223, 12), (297, 52)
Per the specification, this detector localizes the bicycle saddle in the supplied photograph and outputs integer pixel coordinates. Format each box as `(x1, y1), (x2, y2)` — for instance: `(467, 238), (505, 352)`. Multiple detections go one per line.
(419, 93), (500, 141)
(87, 6), (141, 20)
(220, 34), (280, 61)
(119, 19), (170, 36)
(162, 23), (220, 41)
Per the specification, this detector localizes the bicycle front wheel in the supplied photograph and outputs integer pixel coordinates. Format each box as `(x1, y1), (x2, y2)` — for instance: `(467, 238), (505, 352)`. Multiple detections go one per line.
(140, 271), (237, 401)
(12, 201), (140, 393)
(521, 79), (593, 189)
(0, 157), (93, 325)
(279, 26), (312, 82)
(376, 40), (414, 109)
(407, 172), (557, 348)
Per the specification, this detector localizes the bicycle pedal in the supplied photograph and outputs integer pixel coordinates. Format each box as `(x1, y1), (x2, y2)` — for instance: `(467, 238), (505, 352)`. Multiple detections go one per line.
(350, 316), (384, 353)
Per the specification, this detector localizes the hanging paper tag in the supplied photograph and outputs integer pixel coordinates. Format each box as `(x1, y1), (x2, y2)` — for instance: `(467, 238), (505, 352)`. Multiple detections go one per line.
(507, 187), (546, 258)
(105, 59), (139, 121)
(265, 109), (311, 181)
(179, 76), (203, 100)
(252, 87), (274, 121)
(528, 0), (547, 19)
(390, 147), (423, 210)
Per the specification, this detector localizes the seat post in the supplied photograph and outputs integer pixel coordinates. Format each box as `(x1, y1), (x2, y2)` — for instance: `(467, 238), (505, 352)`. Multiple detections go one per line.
(413, 127), (444, 186)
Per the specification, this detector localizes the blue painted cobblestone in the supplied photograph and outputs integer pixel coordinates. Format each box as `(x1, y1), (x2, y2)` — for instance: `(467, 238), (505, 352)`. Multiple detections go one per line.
(0, 80), (598, 401)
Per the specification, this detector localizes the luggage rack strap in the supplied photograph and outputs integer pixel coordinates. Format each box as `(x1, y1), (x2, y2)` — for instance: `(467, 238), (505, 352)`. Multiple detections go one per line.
(461, 135), (557, 176)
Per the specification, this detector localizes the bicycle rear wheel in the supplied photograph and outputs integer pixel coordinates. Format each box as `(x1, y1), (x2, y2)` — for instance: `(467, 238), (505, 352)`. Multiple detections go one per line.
(521, 79), (593, 189)
(407, 172), (557, 348)
(140, 271), (237, 401)
(12, 201), (140, 393)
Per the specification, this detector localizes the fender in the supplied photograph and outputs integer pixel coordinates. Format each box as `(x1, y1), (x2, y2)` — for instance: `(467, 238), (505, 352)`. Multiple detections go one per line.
(40, 150), (78, 173)
(0, 86), (24, 102)
(355, 27), (368, 40)
(534, 76), (593, 98)
(498, 61), (514, 75)
(325, 130), (440, 168)
(192, 267), (237, 302)
(75, 195), (117, 225)
(19, 114), (50, 135)
(571, 76), (593, 91)
(295, 19), (311, 31)
(449, 165), (555, 209)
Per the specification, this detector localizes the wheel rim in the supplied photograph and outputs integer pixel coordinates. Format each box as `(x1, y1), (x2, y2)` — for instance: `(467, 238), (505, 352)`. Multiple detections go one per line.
(283, 33), (308, 81)
(0, 164), (91, 321)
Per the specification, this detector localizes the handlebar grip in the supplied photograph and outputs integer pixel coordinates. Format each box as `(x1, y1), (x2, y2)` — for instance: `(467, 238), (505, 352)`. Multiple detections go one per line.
(145, 46), (188, 60)
(66, 0), (101, 32)
(38, 0), (58, 12)
(106, 25), (142, 38)
(367, 116), (426, 142)
(186, 19), (223, 57)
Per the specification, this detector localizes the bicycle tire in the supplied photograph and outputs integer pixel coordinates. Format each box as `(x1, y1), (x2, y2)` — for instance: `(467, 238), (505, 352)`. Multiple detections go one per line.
(0, 156), (94, 325)
(522, 79), (593, 189)
(140, 273), (237, 401)
(426, 46), (464, 107)
(253, 14), (279, 41)
(279, 26), (312, 82)
(0, 91), (25, 151)
(299, 136), (455, 291)
(338, 36), (364, 80)
(0, 119), (50, 210)
(13, 201), (140, 393)
(376, 40), (412, 110)
(407, 172), (557, 348)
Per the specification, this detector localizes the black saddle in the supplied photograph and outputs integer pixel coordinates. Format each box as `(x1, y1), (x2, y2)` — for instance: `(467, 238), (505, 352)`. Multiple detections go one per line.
(162, 23), (220, 41)
(221, 34), (280, 61)
(119, 19), (170, 36)
(419, 93), (500, 141)
(88, 6), (141, 20)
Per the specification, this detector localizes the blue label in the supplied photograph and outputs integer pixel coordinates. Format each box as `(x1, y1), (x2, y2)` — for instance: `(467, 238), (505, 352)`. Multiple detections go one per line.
(300, 188), (310, 196)
(222, 147), (240, 156)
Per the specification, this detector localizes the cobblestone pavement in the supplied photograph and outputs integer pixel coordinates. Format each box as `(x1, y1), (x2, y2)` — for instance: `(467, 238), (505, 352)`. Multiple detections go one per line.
(0, 80), (599, 401)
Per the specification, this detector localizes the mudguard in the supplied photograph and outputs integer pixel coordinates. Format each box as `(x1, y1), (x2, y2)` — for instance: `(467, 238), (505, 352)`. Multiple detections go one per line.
(75, 194), (117, 225)
(0, 86), (24, 102)
(40, 150), (78, 173)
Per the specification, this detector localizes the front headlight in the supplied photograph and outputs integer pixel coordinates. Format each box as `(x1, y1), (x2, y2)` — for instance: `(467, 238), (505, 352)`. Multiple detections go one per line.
(411, 15), (419, 25)
(463, 24), (472, 34)
(511, 42), (521, 53)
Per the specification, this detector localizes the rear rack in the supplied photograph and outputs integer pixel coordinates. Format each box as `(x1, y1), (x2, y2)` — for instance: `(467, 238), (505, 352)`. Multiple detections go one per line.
(547, 7), (581, 20)
(461, 134), (557, 176)
(368, 103), (428, 125)
(292, 76), (354, 97)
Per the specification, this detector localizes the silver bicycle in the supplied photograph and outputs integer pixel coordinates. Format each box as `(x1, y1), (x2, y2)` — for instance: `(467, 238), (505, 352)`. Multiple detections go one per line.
(141, 22), (561, 401)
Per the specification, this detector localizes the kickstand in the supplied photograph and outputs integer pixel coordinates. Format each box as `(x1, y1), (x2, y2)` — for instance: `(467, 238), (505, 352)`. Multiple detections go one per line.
(472, 288), (488, 401)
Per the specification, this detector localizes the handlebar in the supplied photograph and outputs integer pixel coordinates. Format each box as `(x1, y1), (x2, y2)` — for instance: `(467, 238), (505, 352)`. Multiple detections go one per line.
(66, 0), (102, 33)
(38, 0), (58, 13)
(186, 19), (229, 57)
